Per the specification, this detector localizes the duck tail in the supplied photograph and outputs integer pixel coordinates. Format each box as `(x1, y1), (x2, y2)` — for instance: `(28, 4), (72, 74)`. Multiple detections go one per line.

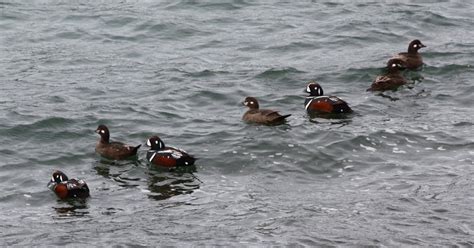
(133, 144), (141, 153)
(276, 114), (291, 122)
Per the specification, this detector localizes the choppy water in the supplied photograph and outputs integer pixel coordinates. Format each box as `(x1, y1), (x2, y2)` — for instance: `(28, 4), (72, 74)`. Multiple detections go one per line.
(1, 1), (474, 246)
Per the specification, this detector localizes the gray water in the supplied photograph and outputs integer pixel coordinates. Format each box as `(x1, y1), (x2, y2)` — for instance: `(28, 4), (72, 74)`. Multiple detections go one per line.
(1, 1), (474, 247)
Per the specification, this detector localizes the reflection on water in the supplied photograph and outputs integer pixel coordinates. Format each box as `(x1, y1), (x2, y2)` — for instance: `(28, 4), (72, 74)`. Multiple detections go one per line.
(308, 115), (353, 126)
(93, 159), (201, 201)
(93, 159), (141, 179)
(146, 168), (200, 201)
(377, 93), (400, 101)
(53, 199), (89, 218)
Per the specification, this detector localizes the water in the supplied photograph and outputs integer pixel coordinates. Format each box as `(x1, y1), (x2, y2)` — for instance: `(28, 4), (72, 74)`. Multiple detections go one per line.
(1, 1), (474, 246)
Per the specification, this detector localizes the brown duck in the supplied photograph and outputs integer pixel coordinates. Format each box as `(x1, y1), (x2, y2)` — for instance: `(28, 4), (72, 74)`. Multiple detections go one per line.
(95, 124), (141, 160)
(242, 97), (291, 125)
(393, 39), (426, 69)
(368, 58), (407, 92)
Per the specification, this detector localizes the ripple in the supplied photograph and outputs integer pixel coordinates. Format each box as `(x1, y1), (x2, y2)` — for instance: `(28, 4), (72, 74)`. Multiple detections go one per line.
(255, 67), (305, 79)
(1, 1), (474, 246)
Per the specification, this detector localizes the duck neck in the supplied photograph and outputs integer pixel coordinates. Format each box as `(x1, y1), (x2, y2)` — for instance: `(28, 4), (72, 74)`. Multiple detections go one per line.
(408, 46), (418, 54)
(100, 134), (110, 144)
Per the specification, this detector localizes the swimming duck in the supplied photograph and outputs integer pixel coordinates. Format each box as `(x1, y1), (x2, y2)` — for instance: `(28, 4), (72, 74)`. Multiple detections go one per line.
(367, 58), (407, 92)
(393, 39), (426, 69)
(95, 124), (141, 160)
(47, 170), (90, 199)
(304, 82), (352, 114)
(242, 97), (291, 125)
(146, 135), (196, 168)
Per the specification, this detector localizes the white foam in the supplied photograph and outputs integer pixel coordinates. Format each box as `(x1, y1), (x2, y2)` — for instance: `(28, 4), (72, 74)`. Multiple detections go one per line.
(385, 129), (396, 134)
(392, 148), (406, 154)
(360, 144), (376, 152)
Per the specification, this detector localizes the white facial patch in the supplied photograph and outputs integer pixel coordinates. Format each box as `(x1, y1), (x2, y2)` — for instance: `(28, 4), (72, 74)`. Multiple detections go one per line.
(250, 101), (254, 105)
(51, 176), (55, 182)
(306, 85), (311, 92)
(100, 130), (105, 134)
(146, 139), (151, 146)
(413, 44), (418, 48)
(392, 63), (397, 67)
(59, 175), (63, 182)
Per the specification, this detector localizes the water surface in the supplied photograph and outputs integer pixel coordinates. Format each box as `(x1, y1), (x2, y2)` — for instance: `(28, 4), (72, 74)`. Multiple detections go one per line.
(1, 1), (473, 246)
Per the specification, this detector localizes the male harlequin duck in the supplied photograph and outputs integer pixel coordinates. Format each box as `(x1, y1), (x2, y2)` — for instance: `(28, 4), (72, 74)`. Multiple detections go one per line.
(47, 170), (90, 199)
(242, 97), (291, 125)
(304, 82), (352, 114)
(95, 124), (141, 160)
(367, 58), (407, 92)
(146, 136), (196, 168)
(393, 39), (426, 69)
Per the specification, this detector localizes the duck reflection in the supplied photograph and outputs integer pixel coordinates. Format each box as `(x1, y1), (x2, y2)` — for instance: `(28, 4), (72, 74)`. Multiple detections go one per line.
(93, 159), (201, 200)
(308, 115), (353, 126)
(93, 159), (143, 189)
(146, 167), (201, 201)
(53, 199), (89, 218)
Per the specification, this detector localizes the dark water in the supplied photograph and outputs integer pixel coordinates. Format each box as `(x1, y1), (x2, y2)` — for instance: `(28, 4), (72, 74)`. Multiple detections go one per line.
(1, 1), (474, 246)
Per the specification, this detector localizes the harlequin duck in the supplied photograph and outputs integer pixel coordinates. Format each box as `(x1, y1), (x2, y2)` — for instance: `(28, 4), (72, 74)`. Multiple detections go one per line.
(146, 136), (196, 168)
(242, 97), (291, 125)
(47, 170), (90, 199)
(304, 82), (352, 114)
(95, 124), (141, 160)
(367, 58), (407, 92)
(393, 39), (426, 69)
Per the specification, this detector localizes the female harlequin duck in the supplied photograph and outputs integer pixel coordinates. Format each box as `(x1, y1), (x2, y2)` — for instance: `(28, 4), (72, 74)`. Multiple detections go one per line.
(367, 58), (407, 92)
(95, 124), (141, 160)
(146, 136), (196, 168)
(47, 170), (90, 199)
(242, 97), (291, 125)
(304, 82), (352, 114)
(393, 39), (426, 69)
